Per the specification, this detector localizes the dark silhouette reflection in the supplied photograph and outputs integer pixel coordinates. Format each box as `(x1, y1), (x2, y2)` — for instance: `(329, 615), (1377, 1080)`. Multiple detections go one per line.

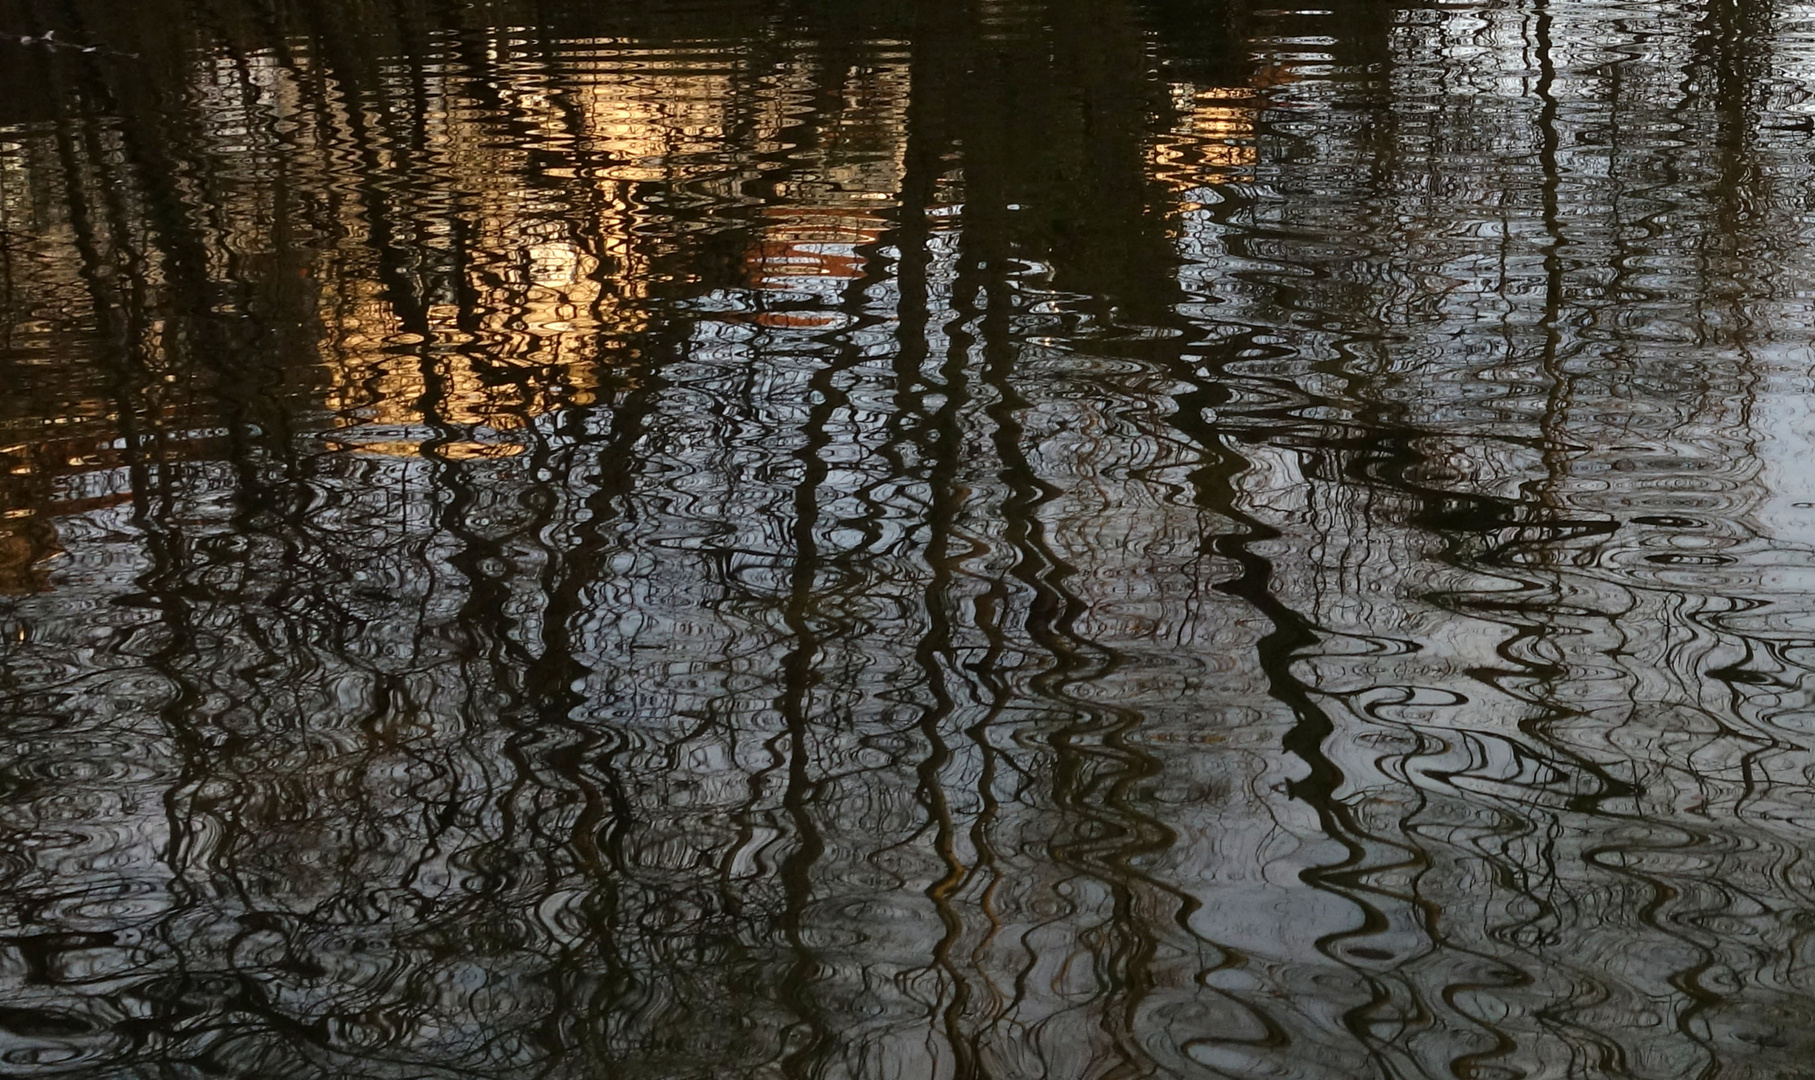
(3, 0), (1815, 1076)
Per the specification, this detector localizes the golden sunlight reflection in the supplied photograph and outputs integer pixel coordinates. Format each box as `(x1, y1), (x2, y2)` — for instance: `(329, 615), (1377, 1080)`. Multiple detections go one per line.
(1154, 83), (1263, 179)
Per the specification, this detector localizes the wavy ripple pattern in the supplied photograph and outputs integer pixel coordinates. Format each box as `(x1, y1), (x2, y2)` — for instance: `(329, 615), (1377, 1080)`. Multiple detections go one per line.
(1, 0), (1815, 1077)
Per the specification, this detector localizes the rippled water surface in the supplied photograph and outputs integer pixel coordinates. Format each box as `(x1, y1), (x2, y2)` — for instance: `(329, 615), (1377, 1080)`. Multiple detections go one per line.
(7, 0), (1815, 1075)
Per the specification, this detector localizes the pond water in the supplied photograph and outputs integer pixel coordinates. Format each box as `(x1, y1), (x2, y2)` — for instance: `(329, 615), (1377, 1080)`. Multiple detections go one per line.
(2, 0), (1815, 1076)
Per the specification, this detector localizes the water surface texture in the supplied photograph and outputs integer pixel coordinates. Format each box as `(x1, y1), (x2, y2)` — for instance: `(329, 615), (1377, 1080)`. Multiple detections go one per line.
(4, 0), (1815, 1076)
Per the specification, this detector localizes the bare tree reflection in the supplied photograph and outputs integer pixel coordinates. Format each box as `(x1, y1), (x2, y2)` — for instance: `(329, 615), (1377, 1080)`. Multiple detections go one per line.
(1, 0), (1814, 1077)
